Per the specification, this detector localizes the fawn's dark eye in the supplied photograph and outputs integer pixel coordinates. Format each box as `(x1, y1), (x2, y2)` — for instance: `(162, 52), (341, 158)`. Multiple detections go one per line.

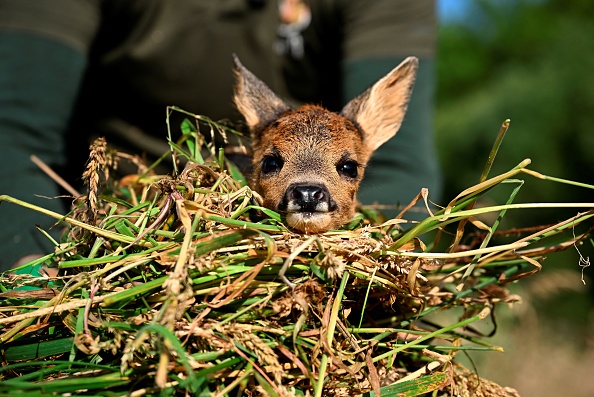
(261, 155), (284, 175)
(337, 160), (359, 179)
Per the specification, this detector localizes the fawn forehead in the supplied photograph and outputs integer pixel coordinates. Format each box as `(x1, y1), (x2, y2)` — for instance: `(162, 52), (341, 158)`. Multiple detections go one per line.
(257, 104), (365, 158)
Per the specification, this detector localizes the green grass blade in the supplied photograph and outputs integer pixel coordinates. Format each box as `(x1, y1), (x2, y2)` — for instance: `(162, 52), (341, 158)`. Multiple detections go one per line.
(360, 372), (449, 397)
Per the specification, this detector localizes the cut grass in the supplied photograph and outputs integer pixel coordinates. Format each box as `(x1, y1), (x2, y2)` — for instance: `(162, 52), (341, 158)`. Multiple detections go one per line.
(0, 111), (592, 396)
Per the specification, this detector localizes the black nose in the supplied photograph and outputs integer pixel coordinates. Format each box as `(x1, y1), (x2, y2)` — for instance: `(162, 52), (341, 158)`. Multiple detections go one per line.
(292, 185), (325, 203)
(285, 183), (331, 212)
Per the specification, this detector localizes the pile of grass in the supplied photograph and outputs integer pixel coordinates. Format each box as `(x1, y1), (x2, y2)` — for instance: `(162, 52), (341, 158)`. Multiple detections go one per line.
(1, 111), (592, 397)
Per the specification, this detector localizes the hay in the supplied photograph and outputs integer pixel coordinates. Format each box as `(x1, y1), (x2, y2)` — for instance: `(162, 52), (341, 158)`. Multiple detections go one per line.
(1, 111), (593, 397)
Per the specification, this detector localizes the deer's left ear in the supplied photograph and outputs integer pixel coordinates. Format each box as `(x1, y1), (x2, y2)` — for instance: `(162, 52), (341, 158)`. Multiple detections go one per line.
(233, 55), (291, 137)
(341, 57), (418, 153)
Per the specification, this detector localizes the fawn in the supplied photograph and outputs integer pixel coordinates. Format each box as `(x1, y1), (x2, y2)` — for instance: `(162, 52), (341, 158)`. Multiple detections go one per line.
(233, 55), (418, 234)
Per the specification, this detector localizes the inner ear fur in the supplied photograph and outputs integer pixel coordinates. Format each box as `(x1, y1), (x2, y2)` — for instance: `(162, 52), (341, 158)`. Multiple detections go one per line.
(340, 57), (419, 154)
(233, 55), (291, 136)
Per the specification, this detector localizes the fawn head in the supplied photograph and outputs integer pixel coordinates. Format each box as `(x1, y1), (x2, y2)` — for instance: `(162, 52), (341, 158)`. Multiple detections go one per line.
(233, 55), (418, 233)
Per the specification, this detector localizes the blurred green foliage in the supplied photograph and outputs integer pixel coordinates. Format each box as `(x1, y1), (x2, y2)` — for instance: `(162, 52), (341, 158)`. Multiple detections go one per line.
(436, 0), (594, 227)
(435, 1), (594, 348)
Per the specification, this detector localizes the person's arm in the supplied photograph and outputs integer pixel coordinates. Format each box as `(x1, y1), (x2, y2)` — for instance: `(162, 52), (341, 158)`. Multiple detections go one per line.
(0, 0), (100, 269)
(340, 0), (443, 216)
(344, 57), (442, 214)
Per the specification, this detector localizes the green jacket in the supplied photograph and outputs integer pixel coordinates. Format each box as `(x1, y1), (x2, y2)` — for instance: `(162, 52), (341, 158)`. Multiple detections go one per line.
(0, 0), (441, 267)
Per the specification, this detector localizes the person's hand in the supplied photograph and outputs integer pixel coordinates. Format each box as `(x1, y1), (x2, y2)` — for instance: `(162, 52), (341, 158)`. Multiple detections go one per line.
(13, 254), (58, 277)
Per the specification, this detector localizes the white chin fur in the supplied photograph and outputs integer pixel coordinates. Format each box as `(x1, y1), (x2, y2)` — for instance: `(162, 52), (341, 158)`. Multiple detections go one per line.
(286, 212), (333, 233)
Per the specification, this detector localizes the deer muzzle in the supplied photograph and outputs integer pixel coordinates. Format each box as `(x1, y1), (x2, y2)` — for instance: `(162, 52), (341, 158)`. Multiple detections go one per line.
(280, 183), (338, 233)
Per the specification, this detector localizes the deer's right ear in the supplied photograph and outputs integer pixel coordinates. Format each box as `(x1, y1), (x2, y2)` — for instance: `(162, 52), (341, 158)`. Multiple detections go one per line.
(233, 55), (291, 136)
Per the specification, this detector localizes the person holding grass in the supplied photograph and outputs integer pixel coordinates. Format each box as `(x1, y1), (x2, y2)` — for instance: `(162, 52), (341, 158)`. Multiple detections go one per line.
(0, 0), (440, 268)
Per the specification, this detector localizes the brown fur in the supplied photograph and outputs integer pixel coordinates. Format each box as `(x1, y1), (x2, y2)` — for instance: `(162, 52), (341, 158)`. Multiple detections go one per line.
(233, 55), (418, 233)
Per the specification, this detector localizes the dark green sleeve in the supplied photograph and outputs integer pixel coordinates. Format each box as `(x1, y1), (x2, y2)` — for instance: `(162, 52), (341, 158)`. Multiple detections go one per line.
(0, 0), (100, 268)
(339, 0), (442, 216)
(341, 0), (436, 60)
(0, 32), (87, 268)
(343, 57), (443, 216)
